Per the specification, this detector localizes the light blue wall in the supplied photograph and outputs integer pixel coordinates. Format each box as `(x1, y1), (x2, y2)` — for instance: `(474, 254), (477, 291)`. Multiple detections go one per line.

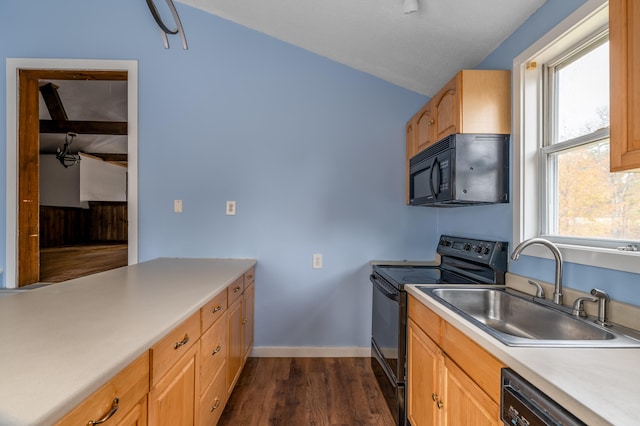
(0, 0), (438, 348)
(2, 0), (637, 352)
(437, 0), (640, 307)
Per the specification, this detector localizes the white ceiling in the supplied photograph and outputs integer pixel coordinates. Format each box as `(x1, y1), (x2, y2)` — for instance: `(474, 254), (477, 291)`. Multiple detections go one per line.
(179, 0), (547, 96)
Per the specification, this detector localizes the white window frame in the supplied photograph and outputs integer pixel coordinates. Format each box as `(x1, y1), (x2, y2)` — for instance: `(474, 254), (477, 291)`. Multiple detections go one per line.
(513, 0), (640, 274)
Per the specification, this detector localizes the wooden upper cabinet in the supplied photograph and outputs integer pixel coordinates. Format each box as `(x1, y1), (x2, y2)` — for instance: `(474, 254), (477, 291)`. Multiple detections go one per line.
(416, 101), (436, 152)
(406, 116), (417, 204)
(610, 0), (640, 172)
(432, 70), (511, 142)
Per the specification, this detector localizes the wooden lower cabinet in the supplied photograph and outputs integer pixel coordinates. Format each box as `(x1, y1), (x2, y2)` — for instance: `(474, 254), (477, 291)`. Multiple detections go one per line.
(228, 269), (255, 395)
(199, 364), (227, 425)
(117, 396), (148, 426)
(56, 266), (256, 426)
(242, 282), (255, 359)
(408, 295), (501, 426)
(54, 352), (149, 426)
(442, 358), (499, 426)
(227, 294), (244, 394)
(407, 318), (442, 426)
(148, 344), (199, 426)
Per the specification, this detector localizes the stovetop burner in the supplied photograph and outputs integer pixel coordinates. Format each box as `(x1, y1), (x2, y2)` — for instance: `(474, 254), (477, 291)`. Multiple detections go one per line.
(372, 265), (475, 287)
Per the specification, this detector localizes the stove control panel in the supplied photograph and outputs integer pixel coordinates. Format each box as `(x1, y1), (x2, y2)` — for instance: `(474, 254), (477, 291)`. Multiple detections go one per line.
(437, 235), (508, 267)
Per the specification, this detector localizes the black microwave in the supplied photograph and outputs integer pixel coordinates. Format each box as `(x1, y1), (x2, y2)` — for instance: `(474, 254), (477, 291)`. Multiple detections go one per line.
(409, 134), (509, 207)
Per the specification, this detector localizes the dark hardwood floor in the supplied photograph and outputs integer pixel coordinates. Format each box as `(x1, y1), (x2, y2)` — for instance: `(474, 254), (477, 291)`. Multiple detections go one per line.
(39, 243), (128, 283)
(218, 357), (395, 426)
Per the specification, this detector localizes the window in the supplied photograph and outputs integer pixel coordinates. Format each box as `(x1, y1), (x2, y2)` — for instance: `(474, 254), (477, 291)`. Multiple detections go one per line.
(514, 0), (640, 273)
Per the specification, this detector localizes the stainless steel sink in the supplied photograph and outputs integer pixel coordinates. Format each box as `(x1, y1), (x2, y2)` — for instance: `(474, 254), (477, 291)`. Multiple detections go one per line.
(419, 287), (640, 347)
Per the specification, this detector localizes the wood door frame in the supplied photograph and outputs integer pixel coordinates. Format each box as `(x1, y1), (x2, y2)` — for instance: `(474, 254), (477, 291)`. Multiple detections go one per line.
(6, 58), (139, 288)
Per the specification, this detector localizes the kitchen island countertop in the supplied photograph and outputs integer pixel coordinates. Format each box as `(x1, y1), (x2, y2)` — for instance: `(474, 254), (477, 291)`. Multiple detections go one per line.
(406, 284), (640, 426)
(0, 257), (256, 426)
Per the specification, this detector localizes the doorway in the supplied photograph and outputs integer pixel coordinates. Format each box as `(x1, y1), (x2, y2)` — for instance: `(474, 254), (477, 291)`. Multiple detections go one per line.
(6, 59), (139, 288)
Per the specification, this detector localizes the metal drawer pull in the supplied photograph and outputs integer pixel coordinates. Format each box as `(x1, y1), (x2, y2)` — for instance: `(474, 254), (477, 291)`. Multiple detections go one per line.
(212, 345), (222, 355)
(242, 319), (248, 325)
(210, 399), (221, 411)
(173, 334), (190, 350)
(212, 305), (222, 313)
(234, 286), (241, 293)
(87, 398), (119, 425)
(431, 393), (444, 409)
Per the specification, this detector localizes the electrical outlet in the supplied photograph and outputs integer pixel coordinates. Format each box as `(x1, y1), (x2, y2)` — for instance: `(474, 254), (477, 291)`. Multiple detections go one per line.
(312, 253), (323, 269)
(174, 199), (183, 213)
(226, 201), (236, 216)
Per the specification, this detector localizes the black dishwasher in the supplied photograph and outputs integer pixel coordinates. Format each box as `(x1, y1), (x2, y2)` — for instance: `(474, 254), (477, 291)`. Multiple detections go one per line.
(501, 368), (586, 426)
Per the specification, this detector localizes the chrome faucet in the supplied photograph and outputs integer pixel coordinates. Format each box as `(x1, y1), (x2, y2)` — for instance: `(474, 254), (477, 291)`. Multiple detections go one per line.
(590, 288), (611, 326)
(511, 238), (564, 305)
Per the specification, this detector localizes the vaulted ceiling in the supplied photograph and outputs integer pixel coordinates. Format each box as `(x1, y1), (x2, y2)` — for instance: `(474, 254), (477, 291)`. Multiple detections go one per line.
(38, 1), (546, 156)
(180, 0), (547, 96)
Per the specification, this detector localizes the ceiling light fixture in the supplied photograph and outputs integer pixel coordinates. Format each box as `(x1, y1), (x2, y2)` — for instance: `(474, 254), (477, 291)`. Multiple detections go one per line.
(56, 132), (81, 168)
(404, 0), (418, 14)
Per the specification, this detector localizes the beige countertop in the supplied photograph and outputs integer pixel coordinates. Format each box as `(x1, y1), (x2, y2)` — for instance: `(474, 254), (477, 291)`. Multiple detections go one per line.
(406, 284), (640, 426)
(0, 257), (256, 426)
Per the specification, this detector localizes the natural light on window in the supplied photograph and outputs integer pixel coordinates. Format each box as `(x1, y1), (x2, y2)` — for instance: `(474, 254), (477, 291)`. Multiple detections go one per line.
(544, 39), (640, 242)
(514, 0), (639, 273)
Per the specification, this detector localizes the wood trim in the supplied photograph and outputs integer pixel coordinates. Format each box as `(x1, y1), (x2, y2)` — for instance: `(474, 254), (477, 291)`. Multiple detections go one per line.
(15, 68), (129, 286)
(18, 71), (41, 286)
(20, 69), (128, 81)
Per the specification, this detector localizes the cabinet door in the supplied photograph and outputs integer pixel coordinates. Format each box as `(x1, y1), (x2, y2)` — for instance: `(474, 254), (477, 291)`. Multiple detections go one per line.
(117, 396), (147, 426)
(406, 117), (417, 204)
(242, 283), (255, 360)
(407, 318), (443, 426)
(610, 0), (640, 171)
(148, 344), (198, 426)
(416, 101), (436, 153)
(227, 296), (243, 394)
(433, 75), (460, 141)
(441, 357), (499, 426)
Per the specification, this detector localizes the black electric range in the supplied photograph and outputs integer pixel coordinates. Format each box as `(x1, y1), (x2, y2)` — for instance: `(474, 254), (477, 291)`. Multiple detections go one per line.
(370, 235), (508, 426)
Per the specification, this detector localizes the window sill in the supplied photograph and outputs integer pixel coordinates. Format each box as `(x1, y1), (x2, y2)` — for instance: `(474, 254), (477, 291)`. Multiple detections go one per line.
(513, 242), (640, 275)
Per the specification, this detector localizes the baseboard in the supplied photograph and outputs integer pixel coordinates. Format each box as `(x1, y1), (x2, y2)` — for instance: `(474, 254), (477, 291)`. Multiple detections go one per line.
(250, 346), (371, 357)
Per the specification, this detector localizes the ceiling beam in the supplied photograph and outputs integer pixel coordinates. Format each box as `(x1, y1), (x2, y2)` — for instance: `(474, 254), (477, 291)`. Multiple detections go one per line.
(39, 120), (128, 135)
(39, 83), (68, 121)
(85, 153), (128, 163)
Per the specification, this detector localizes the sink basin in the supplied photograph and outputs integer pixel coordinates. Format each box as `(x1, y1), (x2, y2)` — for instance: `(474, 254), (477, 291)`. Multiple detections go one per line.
(419, 287), (640, 347)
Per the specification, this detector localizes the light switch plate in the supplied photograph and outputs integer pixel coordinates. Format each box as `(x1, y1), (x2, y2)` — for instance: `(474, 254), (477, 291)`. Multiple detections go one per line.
(174, 199), (183, 213)
(312, 254), (323, 269)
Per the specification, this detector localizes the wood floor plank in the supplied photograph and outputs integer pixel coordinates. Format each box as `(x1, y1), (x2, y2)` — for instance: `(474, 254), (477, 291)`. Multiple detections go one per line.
(218, 357), (395, 426)
(39, 243), (128, 283)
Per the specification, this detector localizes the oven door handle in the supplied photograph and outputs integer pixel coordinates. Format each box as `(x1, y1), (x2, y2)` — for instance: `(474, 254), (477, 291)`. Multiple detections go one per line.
(370, 274), (399, 302)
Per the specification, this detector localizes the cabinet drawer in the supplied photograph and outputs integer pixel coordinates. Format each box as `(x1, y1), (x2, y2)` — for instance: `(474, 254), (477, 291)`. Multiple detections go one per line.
(227, 276), (244, 306)
(54, 352), (149, 426)
(408, 295), (442, 344)
(200, 310), (227, 395)
(244, 267), (255, 287)
(150, 311), (200, 385)
(201, 290), (227, 333)
(441, 320), (504, 403)
(199, 366), (227, 426)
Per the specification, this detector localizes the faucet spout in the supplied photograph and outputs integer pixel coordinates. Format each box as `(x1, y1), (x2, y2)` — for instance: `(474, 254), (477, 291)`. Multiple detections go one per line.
(511, 238), (564, 305)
